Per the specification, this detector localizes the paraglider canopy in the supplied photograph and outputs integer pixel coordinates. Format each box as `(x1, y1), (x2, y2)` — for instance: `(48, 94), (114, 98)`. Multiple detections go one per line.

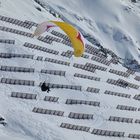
(33, 21), (85, 57)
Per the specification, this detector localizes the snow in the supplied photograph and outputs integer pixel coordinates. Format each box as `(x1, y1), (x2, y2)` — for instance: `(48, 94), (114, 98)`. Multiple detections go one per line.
(44, 0), (140, 61)
(0, 0), (140, 140)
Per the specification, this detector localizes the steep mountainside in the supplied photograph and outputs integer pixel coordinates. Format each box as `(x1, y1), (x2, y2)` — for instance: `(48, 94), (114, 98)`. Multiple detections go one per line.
(0, 0), (140, 140)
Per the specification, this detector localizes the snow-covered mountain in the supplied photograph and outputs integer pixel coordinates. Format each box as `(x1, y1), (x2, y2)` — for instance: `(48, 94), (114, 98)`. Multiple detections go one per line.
(0, 0), (140, 140)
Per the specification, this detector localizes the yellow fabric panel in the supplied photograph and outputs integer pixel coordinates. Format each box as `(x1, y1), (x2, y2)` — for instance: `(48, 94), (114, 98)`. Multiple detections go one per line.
(51, 21), (84, 57)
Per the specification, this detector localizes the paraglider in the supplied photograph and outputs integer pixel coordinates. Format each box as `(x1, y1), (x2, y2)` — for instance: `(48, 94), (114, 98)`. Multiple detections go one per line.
(41, 82), (50, 93)
(33, 21), (85, 57)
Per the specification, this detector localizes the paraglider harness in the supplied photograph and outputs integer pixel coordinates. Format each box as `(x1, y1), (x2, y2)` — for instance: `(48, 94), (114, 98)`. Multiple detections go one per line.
(41, 82), (51, 93)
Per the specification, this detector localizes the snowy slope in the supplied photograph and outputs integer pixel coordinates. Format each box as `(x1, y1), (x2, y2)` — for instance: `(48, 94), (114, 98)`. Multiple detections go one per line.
(42, 0), (140, 64)
(0, 0), (140, 140)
